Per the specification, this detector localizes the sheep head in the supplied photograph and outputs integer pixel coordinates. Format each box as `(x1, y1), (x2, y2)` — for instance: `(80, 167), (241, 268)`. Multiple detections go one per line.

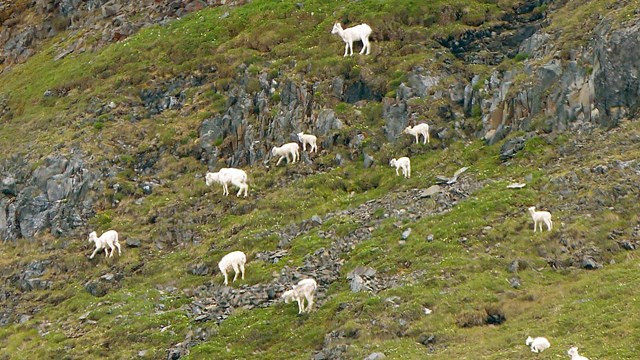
(331, 23), (342, 34)
(525, 336), (533, 346)
(567, 347), (579, 356)
(389, 159), (396, 166)
(402, 126), (412, 134)
(281, 290), (295, 303)
(527, 206), (536, 213)
(205, 172), (218, 186)
(88, 231), (97, 243)
(297, 132), (304, 140)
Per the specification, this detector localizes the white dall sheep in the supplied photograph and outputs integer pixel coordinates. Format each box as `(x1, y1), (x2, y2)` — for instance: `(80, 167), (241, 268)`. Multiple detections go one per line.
(331, 23), (372, 57)
(567, 346), (589, 360)
(389, 157), (411, 178)
(403, 123), (430, 144)
(297, 132), (318, 153)
(528, 206), (553, 232)
(282, 278), (318, 314)
(218, 251), (246, 286)
(272, 142), (300, 165)
(526, 336), (551, 353)
(88, 230), (122, 259)
(205, 168), (249, 197)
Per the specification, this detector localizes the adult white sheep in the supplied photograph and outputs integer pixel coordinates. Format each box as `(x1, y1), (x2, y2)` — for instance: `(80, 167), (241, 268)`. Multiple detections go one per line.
(331, 23), (372, 57)
(528, 206), (553, 232)
(297, 132), (318, 153)
(282, 278), (318, 314)
(88, 230), (122, 259)
(526, 336), (550, 353)
(272, 142), (300, 165)
(205, 168), (249, 197)
(403, 123), (430, 144)
(567, 346), (589, 360)
(389, 157), (411, 178)
(218, 251), (246, 286)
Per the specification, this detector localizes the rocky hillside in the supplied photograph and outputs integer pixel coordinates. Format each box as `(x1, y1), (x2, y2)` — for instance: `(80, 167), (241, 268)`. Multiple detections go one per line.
(0, 0), (639, 359)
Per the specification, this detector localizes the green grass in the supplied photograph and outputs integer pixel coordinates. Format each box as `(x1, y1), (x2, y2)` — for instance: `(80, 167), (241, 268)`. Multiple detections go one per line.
(0, 0), (640, 359)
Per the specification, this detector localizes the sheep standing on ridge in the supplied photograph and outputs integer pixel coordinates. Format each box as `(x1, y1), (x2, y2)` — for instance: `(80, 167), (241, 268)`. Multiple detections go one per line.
(567, 346), (589, 360)
(205, 168), (249, 197)
(218, 251), (246, 286)
(331, 23), (372, 57)
(528, 206), (553, 232)
(526, 336), (550, 353)
(403, 123), (430, 144)
(297, 132), (318, 153)
(389, 157), (411, 178)
(272, 142), (300, 165)
(282, 278), (318, 314)
(88, 230), (122, 259)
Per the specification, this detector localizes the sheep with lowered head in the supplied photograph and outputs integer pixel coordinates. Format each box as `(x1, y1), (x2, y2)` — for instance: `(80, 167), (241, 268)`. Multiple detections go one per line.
(218, 251), (246, 286)
(389, 157), (411, 178)
(567, 346), (589, 360)
(297, 132), (318, 153)
(403, 123), (430, 144)
(331, 23), (372, 57)
(205, 168), (249, 197)
(88, 230), (122, 259)
(272, 142), (300, 165)
(282, 278), (318, 314)
(528, 206), (552, 232)
(526, 336), (550, 353)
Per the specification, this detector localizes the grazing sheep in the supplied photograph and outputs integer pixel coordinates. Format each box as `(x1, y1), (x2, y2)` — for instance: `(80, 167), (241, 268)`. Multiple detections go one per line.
(282, 278), (318, 314)
(297, 132), (318, 153)
(526, 336), (550, 353)
(88, 230), (121, 259)
(403, 123), (430, 144)
(205, 168), (249, 197)
(218, 251), (246, 286)
(272, 142), (300, 165)
(567, 346), (589, 360)
(331, 23), (372, 57)
(389, 157), (411, 178)
(528, 206), (553, 232)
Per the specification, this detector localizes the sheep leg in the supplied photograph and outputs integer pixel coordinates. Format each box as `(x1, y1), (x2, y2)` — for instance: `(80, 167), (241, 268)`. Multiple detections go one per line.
(114, 241), (122, 256)
(415, 134), (419, 144)
(395, 168), (399, 176)
(301, 142), (307, 152)
(546, 219), (552, 231)
(89, 247), (100, 259)
(108, 242), (115, 258)
(222, 271), (228, 286)
(232, 263), (240, 282)
(343, 43), (349, 57)
(305, 293), (314, 312)
(407, 166), (411, 178)
(533, 221), (537, 232)
(364, 37), (371, 55)
(297, 298), (304, 314)
(276, 156), (284, 166)
(223, 183), (230, 196)
(427, 131), (430, 143)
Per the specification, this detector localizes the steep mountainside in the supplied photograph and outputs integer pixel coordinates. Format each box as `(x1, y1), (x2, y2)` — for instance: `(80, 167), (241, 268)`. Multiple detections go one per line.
(0, 1), (639, 359)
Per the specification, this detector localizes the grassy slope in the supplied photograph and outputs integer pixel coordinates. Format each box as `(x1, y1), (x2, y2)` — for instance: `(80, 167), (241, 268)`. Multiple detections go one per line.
(0, 1), (639, 359)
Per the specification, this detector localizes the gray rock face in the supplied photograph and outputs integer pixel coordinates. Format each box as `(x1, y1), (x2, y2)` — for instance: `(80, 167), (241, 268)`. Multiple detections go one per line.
(383, 98), (408, 142)
(593, 21), (640, 128)
(0, 154), (98, 241)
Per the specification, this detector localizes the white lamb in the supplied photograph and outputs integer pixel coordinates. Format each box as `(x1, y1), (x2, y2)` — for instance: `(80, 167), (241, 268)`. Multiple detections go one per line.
(403, 123), (430, 144)
(205, 168), (249, 197)
(272, 142), (300, 165)
(282, 278), (318, 314)
(88, 230), (122, 259)
(389, 157), (411, 178)
(528, 206), (553, 232)
(567, 346), (589, 360)
(218, 251), (246, 286)
(297, 132), (318, 153)
(526, 336), (551, 353)
(331, 23), (372, 57)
